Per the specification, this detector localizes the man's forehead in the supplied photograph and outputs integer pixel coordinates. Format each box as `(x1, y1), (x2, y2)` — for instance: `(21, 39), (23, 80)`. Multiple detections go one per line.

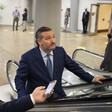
(42, 30), (54, 36)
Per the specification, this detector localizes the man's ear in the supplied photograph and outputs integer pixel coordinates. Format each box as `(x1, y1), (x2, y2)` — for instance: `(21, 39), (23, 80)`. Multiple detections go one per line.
(35, 40), (38, 46)
(37, 39), (41, 46)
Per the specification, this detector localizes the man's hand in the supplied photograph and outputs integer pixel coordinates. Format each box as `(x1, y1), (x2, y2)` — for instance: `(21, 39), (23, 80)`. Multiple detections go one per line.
(93, 77), (106, 84)
(32, 86), (48, 103)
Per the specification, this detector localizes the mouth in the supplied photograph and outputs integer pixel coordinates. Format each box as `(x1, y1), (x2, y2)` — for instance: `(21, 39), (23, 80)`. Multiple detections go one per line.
(50, 43), (55, 47)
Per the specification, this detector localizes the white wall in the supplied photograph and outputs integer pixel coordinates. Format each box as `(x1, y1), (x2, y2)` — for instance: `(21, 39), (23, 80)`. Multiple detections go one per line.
(0, 0), (28, 25)
(78, 0), (98, 30)
(61, 0), (70, 28)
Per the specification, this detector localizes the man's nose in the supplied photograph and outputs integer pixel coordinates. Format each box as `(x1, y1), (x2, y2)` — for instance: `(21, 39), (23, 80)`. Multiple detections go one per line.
(50, 37), (55, 42)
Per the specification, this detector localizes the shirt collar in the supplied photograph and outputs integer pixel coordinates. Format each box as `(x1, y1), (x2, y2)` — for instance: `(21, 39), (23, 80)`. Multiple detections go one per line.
(39, 47), (53, 58)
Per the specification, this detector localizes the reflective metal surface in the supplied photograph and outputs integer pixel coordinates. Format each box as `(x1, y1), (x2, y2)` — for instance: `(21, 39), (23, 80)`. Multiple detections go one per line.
(6, 60), (18, 92)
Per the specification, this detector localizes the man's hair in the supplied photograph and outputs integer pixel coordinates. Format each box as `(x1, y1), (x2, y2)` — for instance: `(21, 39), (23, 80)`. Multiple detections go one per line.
(35, 26), (52, 46)
(24, 8), (27, 12)
(35, 26), (52, 40)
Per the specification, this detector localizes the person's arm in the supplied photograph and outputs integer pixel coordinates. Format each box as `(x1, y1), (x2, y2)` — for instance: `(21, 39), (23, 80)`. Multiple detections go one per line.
(87, 11), (90, 21)
(62, 47), (105, 83)
(0, 86), (48, 112)
(0, 95), (33, 112)
(82, 12), (84, 21)
(60, 47), (93, 83)
(15, 54), (29, 98)
(100, 41), (112, 69)
(64, 12), (67, 17)
(18, 11), (20, 20)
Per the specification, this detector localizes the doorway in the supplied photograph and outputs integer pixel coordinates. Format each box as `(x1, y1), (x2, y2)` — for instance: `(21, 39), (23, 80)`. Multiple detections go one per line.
(88, 4), (99, 35)
(89, 4), (112, 35)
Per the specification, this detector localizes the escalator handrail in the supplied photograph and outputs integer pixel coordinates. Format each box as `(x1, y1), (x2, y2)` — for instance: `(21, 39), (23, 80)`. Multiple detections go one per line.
(63, 78), (112, 89)
(72, 49), (104, 59)
(72, 49), (110, 73)
(76, 61), (109, 73)
(6, 60), (18, 92)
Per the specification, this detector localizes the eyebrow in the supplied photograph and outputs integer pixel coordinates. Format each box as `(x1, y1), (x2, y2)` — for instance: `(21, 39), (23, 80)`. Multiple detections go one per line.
(45, 34), (55, 37)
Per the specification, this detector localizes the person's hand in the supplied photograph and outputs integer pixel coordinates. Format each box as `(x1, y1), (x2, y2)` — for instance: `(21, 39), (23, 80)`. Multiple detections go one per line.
(32, 86), (47, 103)
(93, 77), (106, 84)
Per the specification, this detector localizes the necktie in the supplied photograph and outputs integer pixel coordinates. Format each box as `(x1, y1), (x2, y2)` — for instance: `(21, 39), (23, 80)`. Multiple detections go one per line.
(47, 54), (53, 79)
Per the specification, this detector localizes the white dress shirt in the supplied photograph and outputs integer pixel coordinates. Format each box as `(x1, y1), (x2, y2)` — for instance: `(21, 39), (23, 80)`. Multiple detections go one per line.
(39, 48), (53, 69)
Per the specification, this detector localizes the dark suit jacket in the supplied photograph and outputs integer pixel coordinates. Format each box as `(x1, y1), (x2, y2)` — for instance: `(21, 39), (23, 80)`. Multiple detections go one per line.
(0, 95), (33, 112)
(15, 46), (94, 98)
(100, 39), (112, 72)
(22, 11), (27, 21)
(82, 11), (89, 23)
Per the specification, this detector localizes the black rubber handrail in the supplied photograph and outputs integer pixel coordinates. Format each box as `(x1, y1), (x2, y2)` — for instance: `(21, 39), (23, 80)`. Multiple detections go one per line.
(72, 49), (110, 73)
(72, 49), (104, 59)
(6, 60), (18, 92)
(63, 78), (112, 90)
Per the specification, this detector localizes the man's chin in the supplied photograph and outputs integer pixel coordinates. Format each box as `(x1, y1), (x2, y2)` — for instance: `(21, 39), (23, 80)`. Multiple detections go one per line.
(50, 46), (56, 51)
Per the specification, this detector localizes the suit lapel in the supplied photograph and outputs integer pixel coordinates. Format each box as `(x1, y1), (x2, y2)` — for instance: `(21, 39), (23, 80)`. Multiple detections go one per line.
(53, 48), (58, 79)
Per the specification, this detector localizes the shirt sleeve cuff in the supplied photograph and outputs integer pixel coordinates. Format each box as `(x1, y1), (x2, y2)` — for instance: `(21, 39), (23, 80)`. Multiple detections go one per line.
(92, 78), (95, 82)
(30, 94), (35, 105)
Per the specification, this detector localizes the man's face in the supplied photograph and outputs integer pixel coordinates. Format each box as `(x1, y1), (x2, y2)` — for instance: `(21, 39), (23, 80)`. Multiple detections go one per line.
(85, 8), (87, 11)
(37, 30), (56, 53)
(15, 7), (18, 10)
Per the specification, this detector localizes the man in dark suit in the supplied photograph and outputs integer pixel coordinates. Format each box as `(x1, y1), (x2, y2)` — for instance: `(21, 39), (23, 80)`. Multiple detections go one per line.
(0, 86), (49, 112)
(15, 26), (105, 100)
(100, 36), (112, 72)
(82, 8), (90, 34)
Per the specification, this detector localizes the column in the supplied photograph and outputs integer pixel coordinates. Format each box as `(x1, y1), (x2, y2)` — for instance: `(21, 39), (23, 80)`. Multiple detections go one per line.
(69, 0), (79, 32)
(34, 0), (61, 46)
(28, 0), (33, 22)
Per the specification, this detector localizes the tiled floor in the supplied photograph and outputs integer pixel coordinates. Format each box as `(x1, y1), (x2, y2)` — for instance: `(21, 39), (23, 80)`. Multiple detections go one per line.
(0, 24), (108, 85)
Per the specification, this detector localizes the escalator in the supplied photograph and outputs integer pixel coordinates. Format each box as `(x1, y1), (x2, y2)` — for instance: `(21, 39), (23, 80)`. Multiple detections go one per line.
(6, 49), (112, 112)
(28, 78), (112, 112)
(72, 49), (112, 77)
